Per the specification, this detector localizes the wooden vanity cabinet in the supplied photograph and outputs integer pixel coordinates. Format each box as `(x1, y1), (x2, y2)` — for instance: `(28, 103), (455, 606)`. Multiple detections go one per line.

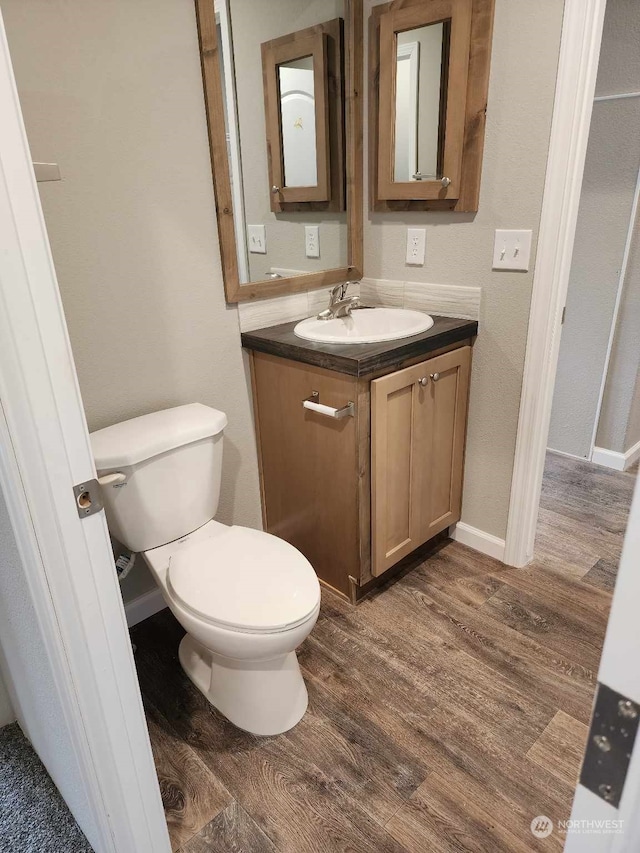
(249, 342), (471, 601)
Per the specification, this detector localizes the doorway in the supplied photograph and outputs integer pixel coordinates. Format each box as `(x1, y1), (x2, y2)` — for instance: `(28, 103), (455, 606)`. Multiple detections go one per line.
(538, 0), (640, 595)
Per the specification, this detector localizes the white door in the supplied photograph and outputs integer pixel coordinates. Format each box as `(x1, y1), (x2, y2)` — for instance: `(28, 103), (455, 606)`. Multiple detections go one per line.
(0, 12), (169, 853)
(564, 474), (640, 851)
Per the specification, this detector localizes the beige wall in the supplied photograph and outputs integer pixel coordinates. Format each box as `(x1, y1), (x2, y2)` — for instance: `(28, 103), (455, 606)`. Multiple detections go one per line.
(596, 215), (640, 454)
(5, 0), (570, 553)
(548, 102), (640, 458)
(364, 0), (564, 539)
(626, 369), (640, 452)
(0, 664), (14, 728)
(548, 0), (640, 459)
(230, 0), (347, 282)
(3, 0), (263, 601)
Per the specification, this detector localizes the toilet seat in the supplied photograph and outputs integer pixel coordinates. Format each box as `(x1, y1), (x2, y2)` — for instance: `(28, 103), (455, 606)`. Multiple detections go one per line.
(166, 525), (320, 634)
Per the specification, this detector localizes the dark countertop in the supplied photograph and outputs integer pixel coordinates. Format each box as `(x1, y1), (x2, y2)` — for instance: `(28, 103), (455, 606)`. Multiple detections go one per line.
(241, 314), (478, 377)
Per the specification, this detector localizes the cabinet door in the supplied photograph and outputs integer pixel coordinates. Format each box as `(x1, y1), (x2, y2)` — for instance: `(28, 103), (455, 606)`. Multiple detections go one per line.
(251, 352), (361, 598)
(371, 346), (470, 576)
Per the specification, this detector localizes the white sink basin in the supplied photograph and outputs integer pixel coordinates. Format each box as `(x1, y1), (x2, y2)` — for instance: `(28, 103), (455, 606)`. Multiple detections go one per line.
(294, 307), (434, 344)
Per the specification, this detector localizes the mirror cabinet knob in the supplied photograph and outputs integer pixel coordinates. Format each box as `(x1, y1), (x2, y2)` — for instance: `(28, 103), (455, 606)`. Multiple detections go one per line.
(440, 177), (451, 188)
(271, 185), (281, 194)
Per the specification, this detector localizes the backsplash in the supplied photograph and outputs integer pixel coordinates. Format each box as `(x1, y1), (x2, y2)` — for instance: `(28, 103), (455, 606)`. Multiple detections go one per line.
(360, 278), (480, 320)
(236, 278), (479, 332)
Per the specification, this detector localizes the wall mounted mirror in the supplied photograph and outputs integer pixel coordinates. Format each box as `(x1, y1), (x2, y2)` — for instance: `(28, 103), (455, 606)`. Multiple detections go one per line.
(195, 0), (362, 303)
(369, 0), (494, 212)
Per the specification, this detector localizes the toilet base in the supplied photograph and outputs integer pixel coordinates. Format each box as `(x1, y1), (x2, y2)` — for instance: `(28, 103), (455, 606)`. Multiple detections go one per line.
(178, 633), (309, 736)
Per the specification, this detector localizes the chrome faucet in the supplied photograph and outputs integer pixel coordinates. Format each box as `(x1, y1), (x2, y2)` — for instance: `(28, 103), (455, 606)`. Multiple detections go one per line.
(317, 281), (361, 320)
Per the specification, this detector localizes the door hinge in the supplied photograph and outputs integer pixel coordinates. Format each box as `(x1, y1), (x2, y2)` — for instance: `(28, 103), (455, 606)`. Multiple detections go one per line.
(561, 306), (566, 325)
(580, 682), (639, 808)
(73, 479), (104, 519)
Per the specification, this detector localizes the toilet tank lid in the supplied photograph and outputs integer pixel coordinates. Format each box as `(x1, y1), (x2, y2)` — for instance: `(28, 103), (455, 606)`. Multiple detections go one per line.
(90, 403), (227, 469)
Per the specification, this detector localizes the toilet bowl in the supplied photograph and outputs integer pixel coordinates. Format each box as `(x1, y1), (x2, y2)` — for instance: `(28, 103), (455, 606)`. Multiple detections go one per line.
(90, 403), (320, 736)
(143, 519), (320, 735)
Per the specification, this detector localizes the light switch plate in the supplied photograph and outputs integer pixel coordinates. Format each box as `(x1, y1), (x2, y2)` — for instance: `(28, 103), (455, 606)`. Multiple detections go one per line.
(305, 225), (320, 258)
(492, 229), (532, 271)
(247, 224), (266, 254)
(406, 228), (426, 265)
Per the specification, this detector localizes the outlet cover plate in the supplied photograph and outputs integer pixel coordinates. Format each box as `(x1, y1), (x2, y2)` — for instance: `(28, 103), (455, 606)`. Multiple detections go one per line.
(305, 225), (320, 259)
(406, 228), (426, 265)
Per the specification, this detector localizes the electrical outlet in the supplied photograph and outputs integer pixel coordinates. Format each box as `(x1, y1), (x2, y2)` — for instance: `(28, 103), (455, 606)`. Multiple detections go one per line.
(305, 225), (320, 259)
(247, 224), (266, 254)
(492, 229), (532, 271)
(406, 228), (426, 265)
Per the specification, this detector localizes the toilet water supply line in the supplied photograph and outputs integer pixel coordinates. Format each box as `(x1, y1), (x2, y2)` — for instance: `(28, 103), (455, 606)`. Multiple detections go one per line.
(115, 549), (136, 582)
(98, 470), (137, 582)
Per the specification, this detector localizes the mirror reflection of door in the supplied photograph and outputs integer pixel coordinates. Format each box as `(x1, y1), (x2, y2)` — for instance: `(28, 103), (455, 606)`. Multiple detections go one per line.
(279, 56), (318, 187)
(394, 22), (447, 183)
(394, 41), (418, 182)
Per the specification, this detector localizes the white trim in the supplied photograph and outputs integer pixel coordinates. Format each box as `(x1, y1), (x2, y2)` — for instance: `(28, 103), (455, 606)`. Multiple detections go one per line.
(592, 439), (640, 472)
(451, 522), (506, 562)
(504, 0), (607, 568)
(546, 446), (588, 462)
(125, 588), (167, 628)
(594, 90), (640, 102)
(217, 0), (249, 283)
(0, 13), (169, 852)
(589, 163), (640, 458)
(591, 447), (626, 471)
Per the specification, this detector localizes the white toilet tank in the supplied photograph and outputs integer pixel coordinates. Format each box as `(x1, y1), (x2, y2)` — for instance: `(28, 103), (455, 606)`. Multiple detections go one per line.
(90, 404), (228, 553)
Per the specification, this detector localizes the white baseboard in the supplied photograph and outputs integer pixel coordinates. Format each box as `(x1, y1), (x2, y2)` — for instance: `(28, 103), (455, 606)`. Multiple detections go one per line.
(628, 439), (640, 470)
(546, 447), (588, 461)
(592, 440), (640, 472)
(451, 522), (506, 562)
(124, 587), (166, 628)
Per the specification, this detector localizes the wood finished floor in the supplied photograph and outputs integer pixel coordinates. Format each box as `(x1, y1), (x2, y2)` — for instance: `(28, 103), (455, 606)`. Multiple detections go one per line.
(131, 452), (636, 852)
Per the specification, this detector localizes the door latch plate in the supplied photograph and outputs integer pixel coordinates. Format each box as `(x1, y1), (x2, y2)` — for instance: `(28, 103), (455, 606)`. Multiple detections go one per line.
(580, 682), (639, 808)
(73, 479), (104, 519)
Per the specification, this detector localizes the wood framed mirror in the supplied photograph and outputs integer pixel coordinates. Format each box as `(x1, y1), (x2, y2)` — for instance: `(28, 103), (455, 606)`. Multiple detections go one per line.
(194, 0), (363, 303)
(370, 0), (494, 212)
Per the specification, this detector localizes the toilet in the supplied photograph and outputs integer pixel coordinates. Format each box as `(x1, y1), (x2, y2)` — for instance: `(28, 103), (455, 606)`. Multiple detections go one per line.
(90, 403), (320, 736)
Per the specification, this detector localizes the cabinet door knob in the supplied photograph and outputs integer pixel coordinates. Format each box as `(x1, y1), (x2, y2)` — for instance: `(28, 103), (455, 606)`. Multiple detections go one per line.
(430, 372), (441, 381)
(271, 185), (281, 194)
(417, 377), (428, 387)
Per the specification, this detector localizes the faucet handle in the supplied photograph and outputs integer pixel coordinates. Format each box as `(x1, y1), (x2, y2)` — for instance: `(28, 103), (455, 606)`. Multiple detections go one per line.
(329, 282), (348, 302)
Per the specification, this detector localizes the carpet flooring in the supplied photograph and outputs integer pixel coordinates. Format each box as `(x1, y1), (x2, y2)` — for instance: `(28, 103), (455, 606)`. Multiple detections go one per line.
(0, 723), (92, 852)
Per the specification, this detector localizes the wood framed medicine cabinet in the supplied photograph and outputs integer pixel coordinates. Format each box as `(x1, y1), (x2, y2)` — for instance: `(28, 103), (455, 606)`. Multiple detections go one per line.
(369, 0), (495, 212)
(261, 19), (344, 212)
(194, 0), (363, 304)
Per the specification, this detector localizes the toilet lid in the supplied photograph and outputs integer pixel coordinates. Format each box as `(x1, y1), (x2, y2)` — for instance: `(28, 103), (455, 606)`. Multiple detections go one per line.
(167, 526), (320, 633)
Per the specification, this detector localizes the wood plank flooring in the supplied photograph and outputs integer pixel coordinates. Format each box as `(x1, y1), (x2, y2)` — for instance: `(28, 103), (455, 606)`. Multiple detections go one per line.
(130, 452), (636, 851)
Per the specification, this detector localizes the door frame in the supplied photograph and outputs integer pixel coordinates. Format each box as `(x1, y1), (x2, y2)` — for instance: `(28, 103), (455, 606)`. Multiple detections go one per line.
(0, 12), (170, 853)
(504, 0), (607, 567)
